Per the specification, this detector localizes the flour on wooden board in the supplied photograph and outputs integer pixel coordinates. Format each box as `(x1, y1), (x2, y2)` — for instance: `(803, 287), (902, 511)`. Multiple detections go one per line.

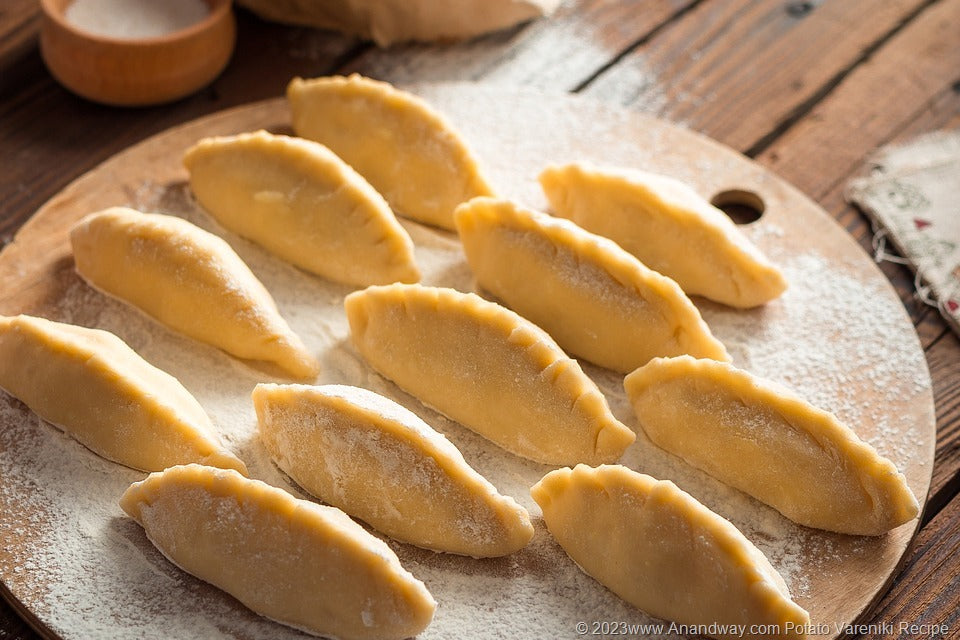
(0, 90), (931, 639)
(0, 191), (928, 639)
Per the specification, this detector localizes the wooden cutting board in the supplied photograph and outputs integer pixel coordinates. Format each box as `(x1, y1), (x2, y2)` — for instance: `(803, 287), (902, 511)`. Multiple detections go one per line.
(0, 85), (935, 640)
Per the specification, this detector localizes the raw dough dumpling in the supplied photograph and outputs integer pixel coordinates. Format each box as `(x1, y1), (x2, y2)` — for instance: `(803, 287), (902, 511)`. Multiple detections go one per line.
(254, 383), (533, 557)
(288, 74), (494, 229)
(70, 207), (318, 379)
(624, 356), (919, 535)
(121, 465), (435, 640)
(531, 465), (810, 640)
(0, 315), (246, 474)
(540, 164), (787, 308)
(345, 284), (635, 465)
(237, 0), (559, 47)
(454, 197), (729, 373)
(183, 130), (419, 287)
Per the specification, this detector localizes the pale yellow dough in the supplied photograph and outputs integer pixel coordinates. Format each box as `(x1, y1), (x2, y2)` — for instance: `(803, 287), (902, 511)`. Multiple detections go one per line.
(254, 383), (533, 557)
(540, 164), (788, 308)
(120, 464), (435, 640)
(624, 356), (920, 535)
(454, 197), (729, 373)
(288, 74), (494, 229)
(183, 130), (419, 287)
(530, 465), (810, 640)
(344, 284), (635, 465)
(0, 315), (246, 474)
(70, 207), (318, 379)
(236, 0), (560, 46)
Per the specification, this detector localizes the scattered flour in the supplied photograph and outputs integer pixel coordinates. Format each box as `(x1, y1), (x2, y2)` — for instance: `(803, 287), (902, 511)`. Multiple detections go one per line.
(0, 88), (933, 639)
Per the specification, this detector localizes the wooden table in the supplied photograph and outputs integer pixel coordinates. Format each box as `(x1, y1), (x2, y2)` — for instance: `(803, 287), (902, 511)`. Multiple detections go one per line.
(1, 1), (958, 637)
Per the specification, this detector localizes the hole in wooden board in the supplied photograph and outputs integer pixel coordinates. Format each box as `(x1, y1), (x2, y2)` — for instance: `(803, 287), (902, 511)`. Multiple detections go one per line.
(710, 189), (766, 225)
(786, 0), (817, 18)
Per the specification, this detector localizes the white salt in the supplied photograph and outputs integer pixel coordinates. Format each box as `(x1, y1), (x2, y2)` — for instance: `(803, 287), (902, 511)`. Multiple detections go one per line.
(65, 0), (209, 40)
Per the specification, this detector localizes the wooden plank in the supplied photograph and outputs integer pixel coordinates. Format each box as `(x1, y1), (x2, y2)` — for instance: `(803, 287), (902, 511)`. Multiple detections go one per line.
(581, 0), (935, 151)
(755, 0), (960, 197)
(916, 309), (949, 351)
(854, 491), (960, 639)
(925, 330), (960, 513)
(344, 0), (696, 89)
(0, 9), (361, 244)
(0, 0), (39, 71)
(736, 6), (960, 333)
(0, 596), (38, 640)
(0, 1), (45, 129)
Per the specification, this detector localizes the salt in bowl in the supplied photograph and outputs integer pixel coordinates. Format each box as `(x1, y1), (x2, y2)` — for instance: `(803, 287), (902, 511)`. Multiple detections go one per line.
(40, 0), (236, 107)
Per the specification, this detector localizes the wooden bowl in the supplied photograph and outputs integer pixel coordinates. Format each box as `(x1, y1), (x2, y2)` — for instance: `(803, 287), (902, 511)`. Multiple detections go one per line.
(39, 0), (236, 107)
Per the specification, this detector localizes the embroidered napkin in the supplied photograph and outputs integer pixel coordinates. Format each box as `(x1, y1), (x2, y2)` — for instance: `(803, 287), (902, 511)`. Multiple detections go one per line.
(846, 129), (960, 336)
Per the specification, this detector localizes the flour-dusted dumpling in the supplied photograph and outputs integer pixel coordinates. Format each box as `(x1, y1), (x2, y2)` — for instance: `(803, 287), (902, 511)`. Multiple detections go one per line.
(183, 130), (419, 287)
(70, 207), (318, 379)
(540, 164), (787, 308)
(120, 464), (436, 640)
(345, 284), (635, 465)
(288, 74), (494, 229)
(531, 465), (810, 640)
(624, 356), (919, 535)
(0, 315), (246, 474)
(254, 383), (533, 557)
(454, 197), (729, 373)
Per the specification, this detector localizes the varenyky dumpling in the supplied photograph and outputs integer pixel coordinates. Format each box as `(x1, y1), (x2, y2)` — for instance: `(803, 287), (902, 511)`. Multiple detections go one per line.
(345, 284), (635, 465)
(454, 197), (729, 373)
(539, 164), (787, 308)
(120, 464), (435, 640)
(70, 207), (318, 379)
(254, 383), (533, 557)
(236, 0), (559, 47)
(531, 465), (810, 640)
(0, 315), (246, 473)
(288, 74), (494, 229)
(183, 130), (420, 287)
(624, 356), (919, 535)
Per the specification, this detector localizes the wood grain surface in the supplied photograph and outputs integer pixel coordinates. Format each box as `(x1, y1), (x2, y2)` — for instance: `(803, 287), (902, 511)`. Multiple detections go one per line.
(1, 0), (958, 638)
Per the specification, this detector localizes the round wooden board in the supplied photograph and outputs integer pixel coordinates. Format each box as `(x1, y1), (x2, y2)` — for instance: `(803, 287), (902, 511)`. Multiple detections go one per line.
(0, 86), (935, 640)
